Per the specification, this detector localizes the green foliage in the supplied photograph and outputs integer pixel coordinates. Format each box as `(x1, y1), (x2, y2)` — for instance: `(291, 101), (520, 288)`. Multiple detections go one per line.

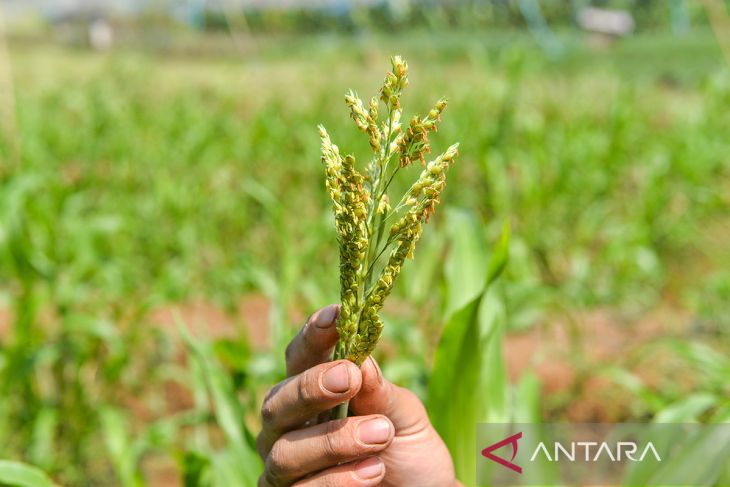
(0, 30), (728, 485)
(0, 461), (56, 487)
(179, 326), (263, 486)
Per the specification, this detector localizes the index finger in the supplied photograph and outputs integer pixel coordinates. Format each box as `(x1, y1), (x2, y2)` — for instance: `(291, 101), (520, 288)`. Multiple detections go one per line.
(285, 304), (340, 377)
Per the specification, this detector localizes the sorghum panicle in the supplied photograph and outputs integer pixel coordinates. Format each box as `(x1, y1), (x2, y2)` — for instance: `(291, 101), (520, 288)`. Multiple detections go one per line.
(320, 56), (459, 366)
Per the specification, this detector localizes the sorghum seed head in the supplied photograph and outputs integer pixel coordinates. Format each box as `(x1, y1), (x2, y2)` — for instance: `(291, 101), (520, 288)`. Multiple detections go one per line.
(320, 57), (458, 366)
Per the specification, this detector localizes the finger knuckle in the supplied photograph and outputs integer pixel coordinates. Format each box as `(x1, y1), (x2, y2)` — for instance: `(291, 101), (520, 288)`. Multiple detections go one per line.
(321, 420), (350, 460)
(293, 475), (341, 487)
(332, 472), (358, 487)
(260, 397), (276, 424)
(317, 475), (344, 487)
(265, 442), (288, 483)
(296, 369), (317, 404)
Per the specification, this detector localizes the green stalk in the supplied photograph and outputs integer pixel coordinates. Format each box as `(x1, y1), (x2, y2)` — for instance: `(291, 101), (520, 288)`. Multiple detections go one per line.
(331, 345), (350, 420)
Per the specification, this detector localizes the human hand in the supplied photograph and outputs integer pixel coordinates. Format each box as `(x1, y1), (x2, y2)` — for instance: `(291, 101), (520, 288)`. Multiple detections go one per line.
(256, 304), (459, 486)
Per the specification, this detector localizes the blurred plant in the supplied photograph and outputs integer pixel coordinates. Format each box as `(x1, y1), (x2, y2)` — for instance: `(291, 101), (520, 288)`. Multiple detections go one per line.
(428, 217), (510, 485)
(0, 460), (57, 487)
(176, 326), (262, 486)
(0, 174), (146, 484)
(603, 339), (730, 421)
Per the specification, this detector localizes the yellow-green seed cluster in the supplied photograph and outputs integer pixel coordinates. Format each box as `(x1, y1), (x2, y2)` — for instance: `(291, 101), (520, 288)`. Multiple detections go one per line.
(320, 56), (459, 365)
(345, 90), (381, 153)
(396, 98), (448, 167)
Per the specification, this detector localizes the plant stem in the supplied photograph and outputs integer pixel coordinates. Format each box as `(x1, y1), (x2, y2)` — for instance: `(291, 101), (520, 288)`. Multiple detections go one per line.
(363, 104), (397, 289)
(333, 400), (350, 420)
(331, 345), (350, 420)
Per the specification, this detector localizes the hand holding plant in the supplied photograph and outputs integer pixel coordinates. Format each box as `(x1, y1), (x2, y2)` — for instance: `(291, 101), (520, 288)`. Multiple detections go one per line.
(256, 306), (459, 487)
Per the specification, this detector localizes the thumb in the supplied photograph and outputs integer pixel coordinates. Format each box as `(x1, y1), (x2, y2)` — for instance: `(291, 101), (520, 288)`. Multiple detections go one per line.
(349, 356), (431, 435)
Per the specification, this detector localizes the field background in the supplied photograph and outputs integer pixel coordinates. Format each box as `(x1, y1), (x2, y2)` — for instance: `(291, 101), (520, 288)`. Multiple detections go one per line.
(1, 2), (730, 485)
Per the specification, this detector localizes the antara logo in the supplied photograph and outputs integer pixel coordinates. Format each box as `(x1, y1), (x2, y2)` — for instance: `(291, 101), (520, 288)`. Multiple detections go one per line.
(482, 432), (662, 474)
(481, 432), (523, 474)
(530, 441), (662, 462)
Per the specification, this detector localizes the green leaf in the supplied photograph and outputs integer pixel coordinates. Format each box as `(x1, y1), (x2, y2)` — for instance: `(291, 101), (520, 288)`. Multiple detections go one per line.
(0, 461), (56, 487)
(710, 401), (730, 423)
(180, 451), (211, 487)
(646, 425), (730, 486)
(443, 209), (487, 317)
(427, 294), (484, 484)
(29, 409), (57, 471)
(428, 222), (511, 485)
(624, 400), (729, 487)
(512, 370), (541, 423)
(662, 340), (730, 385)
(622, 424), (688, 486)
(653, 393), (718, 423)
(486, 220), (510, 287)
(100, 408), (143, 487)
(600, 366), (667, 414)
(211, 450), (259, 487)
(478, 290), (508, 423)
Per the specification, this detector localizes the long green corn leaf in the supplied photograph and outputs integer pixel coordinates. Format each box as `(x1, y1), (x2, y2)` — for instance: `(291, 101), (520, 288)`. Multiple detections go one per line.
(428, 220), (510, 485)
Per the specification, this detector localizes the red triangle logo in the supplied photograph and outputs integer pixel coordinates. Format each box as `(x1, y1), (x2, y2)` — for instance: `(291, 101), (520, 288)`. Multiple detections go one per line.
(481, 431), (523, 474)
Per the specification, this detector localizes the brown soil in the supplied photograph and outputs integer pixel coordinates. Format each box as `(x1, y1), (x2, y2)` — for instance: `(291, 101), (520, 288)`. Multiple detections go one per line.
(0, 306), (11, 337)
(141, 455), (181, 487)
(148, 294), (272, 349)
(504, 306), (690, 421)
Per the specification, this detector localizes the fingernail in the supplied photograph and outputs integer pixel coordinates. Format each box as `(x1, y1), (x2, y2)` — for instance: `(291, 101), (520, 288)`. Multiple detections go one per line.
(357, 418), (391, 445)
(322, 363), (350, 393)
(366, 356), (384, 386)
(314, 305), (338, 329)
(354, 457), (384, 480)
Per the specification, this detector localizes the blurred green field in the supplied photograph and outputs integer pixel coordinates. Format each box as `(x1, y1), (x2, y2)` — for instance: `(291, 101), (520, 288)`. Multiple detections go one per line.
(1, 29), (730, 485)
